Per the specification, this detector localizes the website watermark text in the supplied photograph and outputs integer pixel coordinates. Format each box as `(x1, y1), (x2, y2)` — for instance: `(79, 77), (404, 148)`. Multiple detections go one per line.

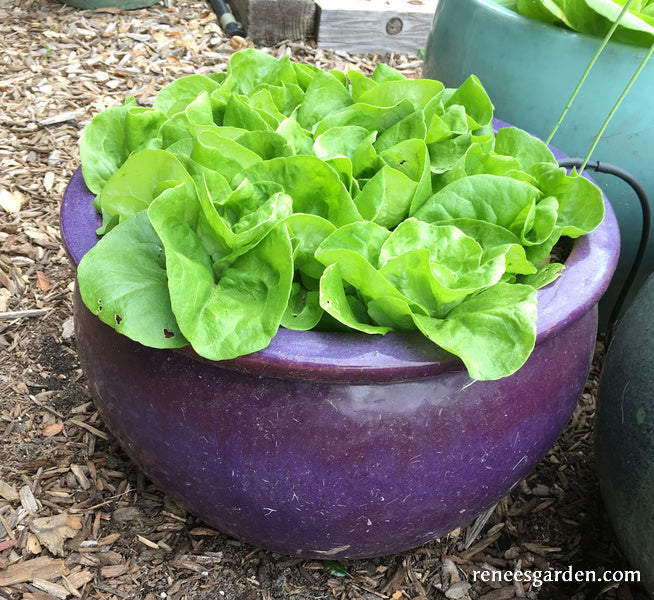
(472, 567), (640, 589)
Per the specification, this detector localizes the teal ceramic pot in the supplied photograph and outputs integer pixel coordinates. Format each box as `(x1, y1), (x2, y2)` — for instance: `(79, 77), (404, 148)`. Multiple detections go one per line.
(423, 0), (654, 325)
(596, 273), (654, 595)
(57, 0), (160, 8)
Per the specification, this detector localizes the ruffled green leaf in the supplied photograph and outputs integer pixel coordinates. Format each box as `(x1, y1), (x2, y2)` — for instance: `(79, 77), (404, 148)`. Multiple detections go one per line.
(77, 209), (186, 349)
(236, 156), (362, 226)
(79, 99), (166, 194)
(412, 283), (537, 381)
(94, 149), (197, 234)
(148, 189), (294, 360)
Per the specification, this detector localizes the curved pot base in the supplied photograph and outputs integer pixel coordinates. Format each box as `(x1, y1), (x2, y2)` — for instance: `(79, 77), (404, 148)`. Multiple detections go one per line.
(75, 286), (597, 558)
(596, 274), (654, 594)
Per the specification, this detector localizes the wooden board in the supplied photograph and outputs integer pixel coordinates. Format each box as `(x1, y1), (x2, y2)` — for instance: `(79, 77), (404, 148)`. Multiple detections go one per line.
(229, 0), (318, 45)
(316, 0), (437, 55)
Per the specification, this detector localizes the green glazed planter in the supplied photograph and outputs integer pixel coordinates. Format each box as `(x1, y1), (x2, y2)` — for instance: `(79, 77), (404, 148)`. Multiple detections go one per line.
(57, 0), (160, 8)
(423, 0), (654, 325)
(596, 273), (654, 596)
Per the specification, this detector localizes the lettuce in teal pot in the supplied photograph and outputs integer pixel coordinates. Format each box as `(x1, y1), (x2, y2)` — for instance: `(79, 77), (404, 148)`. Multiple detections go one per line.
(75, 49), (604, 381)
(494, 0), (654, 46)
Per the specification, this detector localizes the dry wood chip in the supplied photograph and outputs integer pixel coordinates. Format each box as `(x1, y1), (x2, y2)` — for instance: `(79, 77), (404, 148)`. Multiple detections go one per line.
(61, 316), (75, 340)
(503, 547), (522, 561)
(0, 287), (11, 312)
(23, 594), (61, 600)
(464, 504), (498, 549)
(0, 309), (48, 320)
(43, 172), (55, 192)
(36, 270), (51, 292)
(64, 569), (94, 590)
(530, 483), (551, 497)
(445, 581), (472, 599)
(440, 557), (458, 588)
(0, 270), (16, 294)
(531, 498), (555, 513)
(30, 513), (83, 556)
(69, 465), (91, 490)
(522, 542), (561, 555)
(94, 582), (130, 599)
(61, 581), (83, 599)
(188, 526), (222, 536)
(477, 586), (518, 600)
(0, 539), (17, 552)
(67, 418), (109, 440)
(32, 578), (71, 600)
(0, 189), (24, 213)
(170, 559), (211, 574)
(100, 563), (129, 579)
(97, 532), (121, 547)
(460, 531), (502, 560)
(0, 478), (19, 501)
(112, 506), (142, 523)
(26, 533), (43, 555)
(135, 534), (159, 549)
(38, 112), (77, 126)
(0, 555), (66, 586)
(20, 484), (40, 514)
(0, 513), (16, 541)
(42, 421), (64, 437)
(382, 564), (406, 593)
(97, 550), (124, 566)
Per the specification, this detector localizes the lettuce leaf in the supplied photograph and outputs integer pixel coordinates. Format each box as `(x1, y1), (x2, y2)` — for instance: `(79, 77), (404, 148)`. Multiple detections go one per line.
(497, 0), (654, 45)
(76, 49), (605, 381)
(77, 208), (187, 349)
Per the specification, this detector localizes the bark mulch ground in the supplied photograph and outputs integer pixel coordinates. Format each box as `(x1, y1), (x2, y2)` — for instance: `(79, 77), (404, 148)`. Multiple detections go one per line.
(0, 1), (648, 598)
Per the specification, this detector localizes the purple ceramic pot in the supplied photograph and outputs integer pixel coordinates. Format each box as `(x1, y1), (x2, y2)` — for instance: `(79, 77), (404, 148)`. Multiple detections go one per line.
(61, 137), (620, 559)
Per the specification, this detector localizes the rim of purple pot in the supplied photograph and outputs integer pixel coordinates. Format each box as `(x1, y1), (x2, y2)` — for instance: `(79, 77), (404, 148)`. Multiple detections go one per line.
(60, 123), (620, 383)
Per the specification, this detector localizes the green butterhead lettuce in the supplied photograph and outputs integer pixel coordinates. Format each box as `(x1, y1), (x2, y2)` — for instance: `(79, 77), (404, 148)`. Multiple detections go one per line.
(76, 205), (187, 349)
(79, 99), (166, 194)
(497, 0), (654, 45)
(76, 48), (605, 381)
(412, 282), (538, 381)
(147, 187), (294, 360)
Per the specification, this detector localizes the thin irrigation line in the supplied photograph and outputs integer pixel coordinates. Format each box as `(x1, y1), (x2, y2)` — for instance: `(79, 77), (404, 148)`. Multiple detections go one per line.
(546, 0), (637, 145)
(580, 40), (654, 171)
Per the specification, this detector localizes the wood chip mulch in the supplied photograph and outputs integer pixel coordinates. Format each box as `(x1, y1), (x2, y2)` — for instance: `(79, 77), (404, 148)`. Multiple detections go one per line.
(0, 1), (647, 599)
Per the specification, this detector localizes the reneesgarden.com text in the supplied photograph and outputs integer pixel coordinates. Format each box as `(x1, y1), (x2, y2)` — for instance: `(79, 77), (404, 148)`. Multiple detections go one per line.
(473, 567), (640, 589)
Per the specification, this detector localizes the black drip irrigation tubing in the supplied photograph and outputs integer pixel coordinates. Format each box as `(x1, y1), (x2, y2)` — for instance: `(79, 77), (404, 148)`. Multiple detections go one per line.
(558, 157), (651, 338)
(208, 0), (246, 40)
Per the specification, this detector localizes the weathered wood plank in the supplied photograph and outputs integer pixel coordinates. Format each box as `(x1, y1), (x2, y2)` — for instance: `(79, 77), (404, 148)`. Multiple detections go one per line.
(317, 0), (436, 55)
(0, 556), (66, 587)
(229, 0), (317, 45)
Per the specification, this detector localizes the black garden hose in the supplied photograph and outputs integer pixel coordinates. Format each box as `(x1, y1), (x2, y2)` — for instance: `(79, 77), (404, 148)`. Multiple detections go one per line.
(207, 0), (247, 44)
(558, 157), (651, 338)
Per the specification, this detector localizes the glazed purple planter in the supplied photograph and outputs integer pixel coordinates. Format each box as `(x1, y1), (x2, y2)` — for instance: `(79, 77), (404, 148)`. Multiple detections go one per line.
(61, 135), (620, 559)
